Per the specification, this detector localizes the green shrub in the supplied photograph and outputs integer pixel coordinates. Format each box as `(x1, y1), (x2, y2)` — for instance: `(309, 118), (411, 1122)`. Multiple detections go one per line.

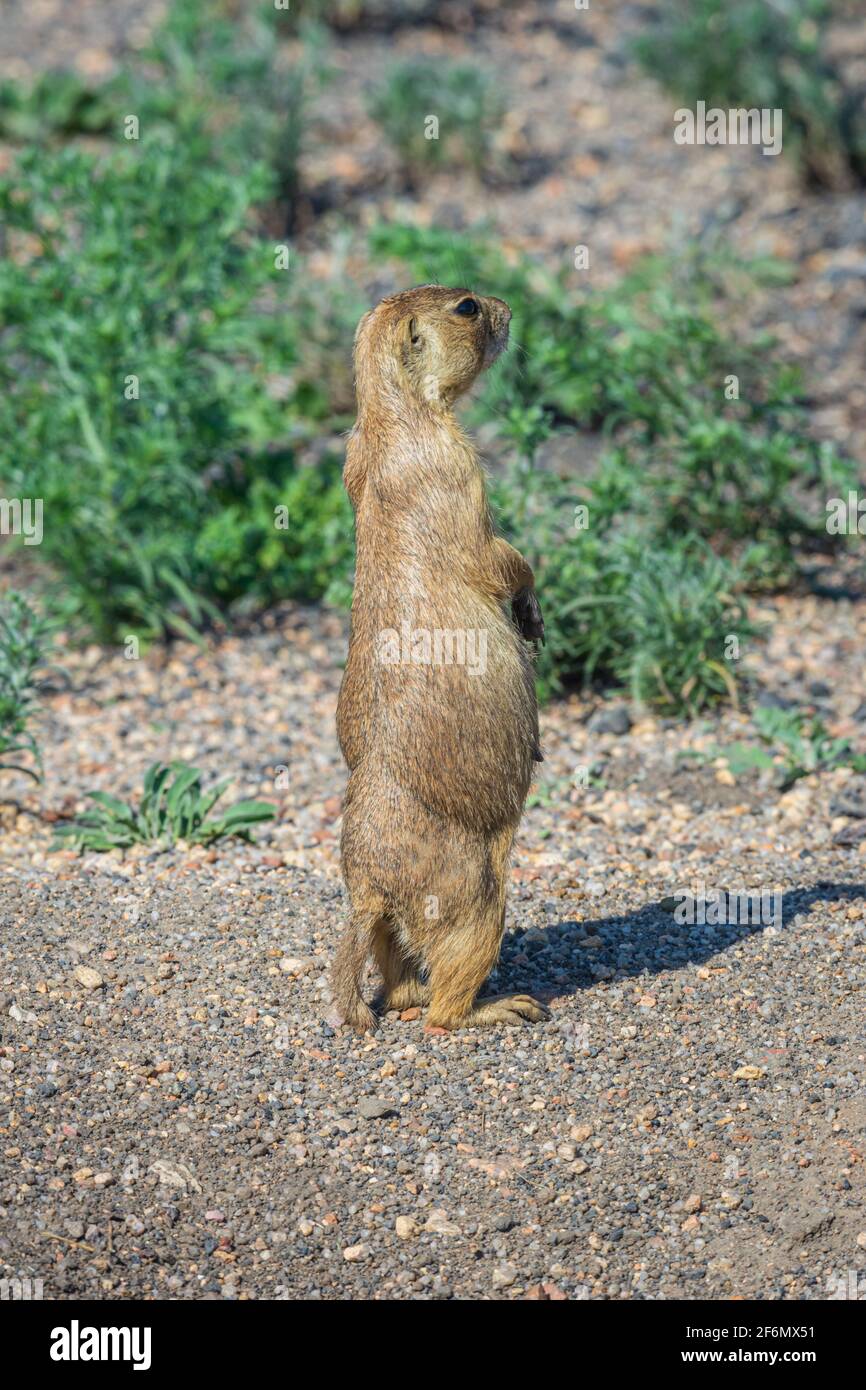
(53, 760), (276, 852)
(195, 452), (354, 610)
(705, 705), (866, 789)
(0, 132), (358, 641)
(369, 224), (823, 438)
(0, 139), (268, 640)
(491, 464), (754, 710)
(0, 0), (357, 644)
(0, 591), (55, 780)
(141, 0), (331, 211)
(633, 0), (866, 189)
(372, 222), (860, 708)
(372, 223), (854, 580)
(607, 536), (750, 712)
(0, 0), (330, 215)
(0, 71), (116, 139)
(368, 59), (504, 180)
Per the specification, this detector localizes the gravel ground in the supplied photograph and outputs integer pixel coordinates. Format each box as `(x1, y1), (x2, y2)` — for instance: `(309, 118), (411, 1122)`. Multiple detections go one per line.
(1, 596), (865, 1301)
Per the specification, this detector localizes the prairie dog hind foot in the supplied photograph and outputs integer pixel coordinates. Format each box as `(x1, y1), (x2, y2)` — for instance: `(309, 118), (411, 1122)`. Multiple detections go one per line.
(429, 993), (550, 1030)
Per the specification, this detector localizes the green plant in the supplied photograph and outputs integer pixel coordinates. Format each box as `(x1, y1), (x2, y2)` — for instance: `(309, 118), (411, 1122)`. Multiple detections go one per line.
(52, 761), (276, 852)
(0, 139), (270, 640)
(0, 0), (330, 216)
(368, 59), (504, 179)
(609, 536), (750, 712)
(141, 0), (331, 215)
(368, 227), (854, 568)
(0, 0), (357, 644)
(633, 0), (866, 189)
(373, 221), (854, 709)
(492, 459), (754, 709)
(0, 130), (362, 640)
(0, 590), (55, 780)
(194, 451), (355, 610)
(717, 706), (866, 789)
(0, 71), (116, 139)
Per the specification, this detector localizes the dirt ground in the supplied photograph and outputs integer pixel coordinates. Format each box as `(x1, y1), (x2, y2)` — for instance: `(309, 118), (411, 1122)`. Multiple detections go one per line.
(1, 591), (865, 1300)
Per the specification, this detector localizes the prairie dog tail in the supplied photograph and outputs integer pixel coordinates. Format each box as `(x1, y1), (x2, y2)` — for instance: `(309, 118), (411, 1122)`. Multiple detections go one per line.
(330, 907), (379, 1032)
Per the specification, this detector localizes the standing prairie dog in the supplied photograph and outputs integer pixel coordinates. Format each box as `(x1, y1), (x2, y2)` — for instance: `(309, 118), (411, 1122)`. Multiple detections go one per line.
(332, 284), (548, 1032)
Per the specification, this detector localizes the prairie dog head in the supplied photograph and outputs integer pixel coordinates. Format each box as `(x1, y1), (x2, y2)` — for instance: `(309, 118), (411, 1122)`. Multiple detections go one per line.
(354, 284), (511, 410)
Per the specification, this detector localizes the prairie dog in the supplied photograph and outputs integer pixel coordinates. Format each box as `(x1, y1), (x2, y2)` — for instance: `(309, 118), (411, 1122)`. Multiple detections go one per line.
(331, 284), (547, 1031)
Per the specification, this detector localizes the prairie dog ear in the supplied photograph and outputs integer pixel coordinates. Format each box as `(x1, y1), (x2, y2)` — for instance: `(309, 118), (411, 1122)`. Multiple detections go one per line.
(399, 313), (421, 349)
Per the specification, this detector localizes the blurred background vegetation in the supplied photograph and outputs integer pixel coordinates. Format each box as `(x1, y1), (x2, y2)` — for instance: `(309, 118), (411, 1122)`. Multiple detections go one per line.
(1, 0), (864, 776)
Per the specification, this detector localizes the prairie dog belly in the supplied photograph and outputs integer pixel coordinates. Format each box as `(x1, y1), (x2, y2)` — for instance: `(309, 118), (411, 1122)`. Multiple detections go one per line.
(369, 589), (538, 832)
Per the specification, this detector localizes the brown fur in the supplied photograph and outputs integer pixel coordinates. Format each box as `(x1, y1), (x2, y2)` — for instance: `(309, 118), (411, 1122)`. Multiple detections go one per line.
(331, 284), (548, 1032)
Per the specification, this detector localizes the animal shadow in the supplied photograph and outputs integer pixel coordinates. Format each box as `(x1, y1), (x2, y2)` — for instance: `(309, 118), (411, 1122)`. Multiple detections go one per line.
(497, 879), (866, 1004)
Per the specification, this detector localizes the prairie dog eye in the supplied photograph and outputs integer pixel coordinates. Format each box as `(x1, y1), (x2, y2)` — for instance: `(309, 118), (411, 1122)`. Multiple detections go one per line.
(454, 297), (479, 317)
